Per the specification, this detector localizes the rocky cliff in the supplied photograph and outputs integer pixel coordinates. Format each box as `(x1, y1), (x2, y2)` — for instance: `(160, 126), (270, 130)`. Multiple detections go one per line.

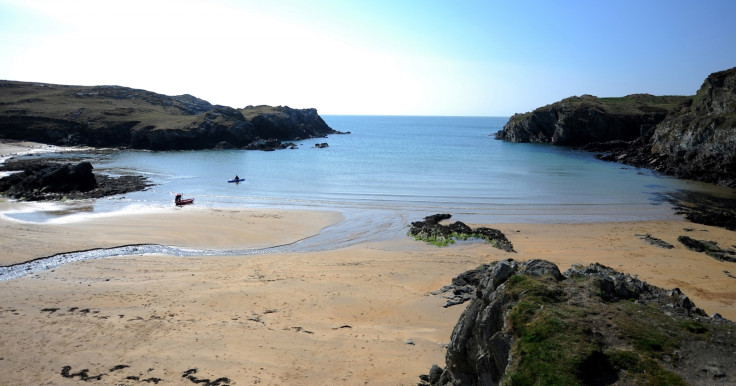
(496, 67), (736, 188)
(630, 67), (735, 187)
(422, 259), (735, 386)
(495, 94), (688, 146)
(0, 81), (339, 150)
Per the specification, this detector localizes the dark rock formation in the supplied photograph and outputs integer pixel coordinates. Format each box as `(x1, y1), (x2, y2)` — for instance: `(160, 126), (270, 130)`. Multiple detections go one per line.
(495, 94), (686, 146)
(0, 81), (340, 151)
(0, 161), (97, 196)
(649, 190), (736, 231)
(497, 67), (736, 188)
(635, 233), (675, 249)
(422, 259), (735, 386)
(241, 105), (339, 141)
(408, 214), (515, 252)
(678, 235), (736, 263)
(588, 68), (736, 188)
(243, 138), (297, 151)
(0, 160), (151, 201)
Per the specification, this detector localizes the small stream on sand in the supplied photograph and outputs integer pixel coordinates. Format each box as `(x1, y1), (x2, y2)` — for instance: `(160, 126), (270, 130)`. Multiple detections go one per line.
(0, 209), (410, 281)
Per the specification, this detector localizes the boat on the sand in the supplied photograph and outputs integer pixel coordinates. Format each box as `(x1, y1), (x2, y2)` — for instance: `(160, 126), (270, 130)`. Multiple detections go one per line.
(175, 193), (194, 206)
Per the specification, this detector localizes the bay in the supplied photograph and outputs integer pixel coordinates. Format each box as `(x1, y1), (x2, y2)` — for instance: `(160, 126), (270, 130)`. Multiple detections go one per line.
(4, 115), (727, 224)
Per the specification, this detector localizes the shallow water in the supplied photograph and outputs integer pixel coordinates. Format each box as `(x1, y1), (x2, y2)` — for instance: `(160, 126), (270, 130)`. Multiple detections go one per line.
(3, 115), (735, 280)
(4, 115), (729, 225)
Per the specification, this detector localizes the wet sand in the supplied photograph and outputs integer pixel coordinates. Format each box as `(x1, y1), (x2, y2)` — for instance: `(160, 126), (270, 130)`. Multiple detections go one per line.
(0, 206), (735, 385)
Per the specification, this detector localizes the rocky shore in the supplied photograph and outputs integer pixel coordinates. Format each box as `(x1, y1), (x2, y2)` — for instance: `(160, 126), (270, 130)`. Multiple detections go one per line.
(0, 81), (345, 151)
(0, 157), (151, 201)
(422, 259), (735, 386)
(495, 67), (736, 189)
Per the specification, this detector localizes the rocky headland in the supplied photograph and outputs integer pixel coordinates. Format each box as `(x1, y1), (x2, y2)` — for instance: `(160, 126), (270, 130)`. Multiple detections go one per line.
(495, 67), (736, 189)
(421, 259), (735, 386)
(0, 81), (344, 151)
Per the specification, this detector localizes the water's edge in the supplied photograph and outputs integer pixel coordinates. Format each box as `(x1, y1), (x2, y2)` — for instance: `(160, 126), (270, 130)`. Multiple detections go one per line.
(0, 209), (409, 281)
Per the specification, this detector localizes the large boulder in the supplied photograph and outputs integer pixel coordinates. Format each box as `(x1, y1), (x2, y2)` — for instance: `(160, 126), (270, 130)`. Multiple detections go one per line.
(422, 259), (734, 386)
(0, 162), (97, 198)
(0, 160), (151, 201)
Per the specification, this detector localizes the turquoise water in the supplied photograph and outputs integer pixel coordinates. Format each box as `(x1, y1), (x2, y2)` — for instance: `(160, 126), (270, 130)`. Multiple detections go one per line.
(4, 115), (727, 224)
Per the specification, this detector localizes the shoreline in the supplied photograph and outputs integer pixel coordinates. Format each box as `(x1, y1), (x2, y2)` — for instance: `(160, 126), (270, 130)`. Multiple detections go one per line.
(1, 142), (735, 385)
(1, 204), (735, 385)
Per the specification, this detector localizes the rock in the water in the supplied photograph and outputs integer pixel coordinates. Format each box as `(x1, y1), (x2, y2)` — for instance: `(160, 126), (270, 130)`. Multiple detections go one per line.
(0, 162), (96, 199)
(0, 160), (151, 201)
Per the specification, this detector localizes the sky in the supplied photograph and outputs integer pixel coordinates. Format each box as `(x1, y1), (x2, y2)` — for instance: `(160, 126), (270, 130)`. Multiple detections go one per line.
(1, 0), (735, 116)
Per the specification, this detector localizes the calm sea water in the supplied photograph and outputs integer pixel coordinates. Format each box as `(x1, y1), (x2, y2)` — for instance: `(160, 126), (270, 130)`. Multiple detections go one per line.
(4, 115), (728, 224)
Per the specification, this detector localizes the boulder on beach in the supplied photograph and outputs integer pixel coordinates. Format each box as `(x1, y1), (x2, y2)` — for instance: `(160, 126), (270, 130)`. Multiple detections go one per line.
(421, 259), (735, 386)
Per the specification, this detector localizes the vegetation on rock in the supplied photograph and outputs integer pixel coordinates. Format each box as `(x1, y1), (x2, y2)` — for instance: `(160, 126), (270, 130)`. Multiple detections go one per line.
(422, 259), (735, 386)
(408, 214), (516, 252)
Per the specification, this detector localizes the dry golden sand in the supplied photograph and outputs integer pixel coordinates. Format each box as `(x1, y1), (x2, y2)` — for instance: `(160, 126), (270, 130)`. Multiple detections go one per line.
(0, 206), (734, 385)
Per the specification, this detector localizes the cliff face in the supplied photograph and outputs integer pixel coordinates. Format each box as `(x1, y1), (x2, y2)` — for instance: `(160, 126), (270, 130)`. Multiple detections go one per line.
(647, 67), (736, 186)
(422, 259), (735, 386)
(0, 81), (338, 150)
(496, 67), (736, 187)
(239, 105), (333, 141)
(495, 94), (687, 146)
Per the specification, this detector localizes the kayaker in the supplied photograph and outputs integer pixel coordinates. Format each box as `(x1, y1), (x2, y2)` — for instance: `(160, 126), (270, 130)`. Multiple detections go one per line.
(234, 174), (239, 180)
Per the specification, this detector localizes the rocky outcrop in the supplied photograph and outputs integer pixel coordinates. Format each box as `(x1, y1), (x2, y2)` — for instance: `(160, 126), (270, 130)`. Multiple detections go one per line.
(497, 67), (736, 188)
(241, 105), (338, 141)
(0, 81), (340, 150)
(243, 138), (298, 151)
(642, 67), (735, 187)
(0, 161), (97, 196)
(408, 214), (516, 252)
(587, 68), (736, 187)
(495, 94), (687, 146)
(422, 259), (735, 386)
(0, 160), (151, 201)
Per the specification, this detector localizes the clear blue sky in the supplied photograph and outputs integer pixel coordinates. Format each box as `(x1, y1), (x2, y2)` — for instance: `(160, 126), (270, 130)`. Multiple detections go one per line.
(1, 0), (735, 116)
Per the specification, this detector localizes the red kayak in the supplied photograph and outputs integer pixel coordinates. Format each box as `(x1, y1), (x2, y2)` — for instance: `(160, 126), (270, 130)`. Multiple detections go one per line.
(175, 194), (194, 206)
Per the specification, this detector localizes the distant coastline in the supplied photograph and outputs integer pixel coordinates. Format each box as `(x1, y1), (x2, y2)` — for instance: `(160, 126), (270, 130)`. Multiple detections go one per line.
(0, 80), (342, 151)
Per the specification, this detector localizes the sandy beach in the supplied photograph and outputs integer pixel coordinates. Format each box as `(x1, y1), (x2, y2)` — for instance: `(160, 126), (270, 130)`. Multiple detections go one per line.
(1, 141), (735, 385)
(1, 204), (735, 385)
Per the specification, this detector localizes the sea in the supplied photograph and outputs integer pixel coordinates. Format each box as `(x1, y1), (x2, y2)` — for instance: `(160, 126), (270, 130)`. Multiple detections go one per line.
(3, 115), (731, 226)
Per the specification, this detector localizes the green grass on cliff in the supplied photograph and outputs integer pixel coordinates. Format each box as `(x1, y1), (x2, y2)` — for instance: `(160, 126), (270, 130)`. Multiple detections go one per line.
(238, 105), (286, 119)
(512, 94), (691, 118)
(500, 274), (718, 386)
